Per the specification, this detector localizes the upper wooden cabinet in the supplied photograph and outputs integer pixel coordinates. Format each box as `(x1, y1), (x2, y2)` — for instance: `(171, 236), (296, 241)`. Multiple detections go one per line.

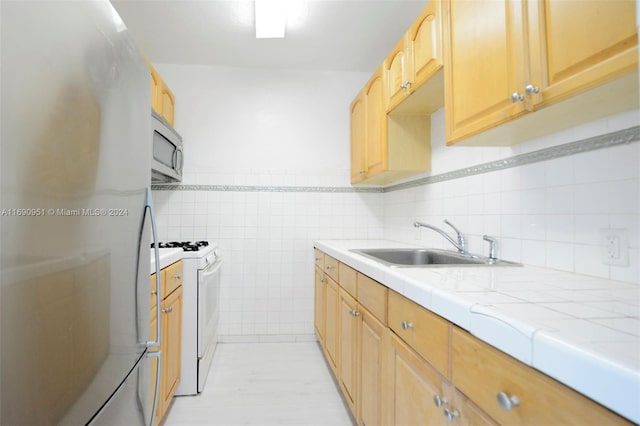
(351, 1), (445, 185)
(528, 0), (638, 107)
(384, 35), (411, 111)
(408, 0), (444, 94)
(384, 0), (445, 112)
(145, 57), (176, 127)
(364, 67), (387, 179)
(444, 0), (638, 145)
(350, 92), (367, 184)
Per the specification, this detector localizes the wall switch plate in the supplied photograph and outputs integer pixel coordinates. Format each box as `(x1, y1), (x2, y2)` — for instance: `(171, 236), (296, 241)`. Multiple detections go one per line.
(600, 228), (629, 266)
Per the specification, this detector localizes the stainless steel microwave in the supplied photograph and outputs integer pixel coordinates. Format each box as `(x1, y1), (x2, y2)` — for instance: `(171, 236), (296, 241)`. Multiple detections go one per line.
(151, 110), (183, 183)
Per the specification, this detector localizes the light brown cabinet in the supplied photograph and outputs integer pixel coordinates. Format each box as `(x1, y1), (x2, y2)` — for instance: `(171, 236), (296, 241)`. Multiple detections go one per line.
(145, 57), (176, 127)
(350, 1), (446, 186)
(150, 260), (183, 426)
(444, 0), (638, 145)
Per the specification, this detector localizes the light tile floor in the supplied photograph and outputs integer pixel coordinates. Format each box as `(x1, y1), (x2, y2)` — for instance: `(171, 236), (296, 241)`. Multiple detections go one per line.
(163, 342), (354, 426)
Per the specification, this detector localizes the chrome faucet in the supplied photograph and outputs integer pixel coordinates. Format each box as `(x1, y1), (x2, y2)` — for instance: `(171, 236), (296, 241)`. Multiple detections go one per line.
(414, 220), (467, 254)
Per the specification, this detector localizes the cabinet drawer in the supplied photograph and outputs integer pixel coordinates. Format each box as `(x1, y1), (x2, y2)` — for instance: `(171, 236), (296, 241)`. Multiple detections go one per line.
(324, 255), (339, 283)
(163, 260), (183, 299)
(388, 290), (450, 378)
(314, 248), (324, 270)
(339, 263), (357, 298)
(452, 327), (630, 426)
(357, 273), (387, 325)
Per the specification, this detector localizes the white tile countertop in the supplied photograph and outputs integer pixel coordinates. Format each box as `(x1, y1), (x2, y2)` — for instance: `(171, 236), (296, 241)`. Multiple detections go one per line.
(314, 239), (640, 423)
(149, 248), (183, 274)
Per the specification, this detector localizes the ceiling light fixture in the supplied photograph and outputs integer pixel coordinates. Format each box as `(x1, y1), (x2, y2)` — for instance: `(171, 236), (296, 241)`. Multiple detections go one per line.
(255, 0), (287, 39)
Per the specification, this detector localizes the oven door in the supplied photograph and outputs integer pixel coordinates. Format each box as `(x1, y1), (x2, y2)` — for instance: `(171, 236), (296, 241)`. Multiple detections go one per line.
(197, 256), (221, 392)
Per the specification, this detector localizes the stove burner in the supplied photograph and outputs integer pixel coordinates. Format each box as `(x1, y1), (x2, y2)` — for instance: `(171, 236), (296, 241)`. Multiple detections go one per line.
(152, 240), (210, 251)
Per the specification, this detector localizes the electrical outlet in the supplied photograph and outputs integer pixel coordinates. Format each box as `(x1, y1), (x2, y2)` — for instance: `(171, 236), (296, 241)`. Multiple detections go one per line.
(600, 229), (629, 266)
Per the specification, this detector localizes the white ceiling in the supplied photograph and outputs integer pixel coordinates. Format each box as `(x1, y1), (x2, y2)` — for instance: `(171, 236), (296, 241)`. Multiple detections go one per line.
(111, 0), (429, 72)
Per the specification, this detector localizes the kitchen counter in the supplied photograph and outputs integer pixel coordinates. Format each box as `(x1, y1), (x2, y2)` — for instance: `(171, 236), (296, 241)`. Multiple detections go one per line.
(314, 239), (640, 423)
(149, 248), (183, 274)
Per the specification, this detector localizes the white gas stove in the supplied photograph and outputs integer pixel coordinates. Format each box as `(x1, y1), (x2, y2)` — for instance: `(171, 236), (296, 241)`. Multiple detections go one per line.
(152, 241), (221, 396)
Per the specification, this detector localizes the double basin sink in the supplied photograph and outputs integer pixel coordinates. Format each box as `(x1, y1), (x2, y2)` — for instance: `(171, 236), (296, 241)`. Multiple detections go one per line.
(351, 248), (522, 268)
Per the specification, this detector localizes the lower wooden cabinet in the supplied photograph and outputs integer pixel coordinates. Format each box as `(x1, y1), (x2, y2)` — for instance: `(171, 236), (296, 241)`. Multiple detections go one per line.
(324, 276), (339, 374)
(313, 247), (632, 426)
(160, 285), (183, 417)
(150, 261), (183, 425)
(314, 266), (326, 341)
(338, 289), (358, 414)
(358, 308), (391, 426)
(390, 334), (446, 426)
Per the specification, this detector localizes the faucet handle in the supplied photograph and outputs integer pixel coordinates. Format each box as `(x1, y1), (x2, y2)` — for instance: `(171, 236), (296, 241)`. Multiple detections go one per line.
(483, 235), (498, 261)
(444, 220), (466, 251)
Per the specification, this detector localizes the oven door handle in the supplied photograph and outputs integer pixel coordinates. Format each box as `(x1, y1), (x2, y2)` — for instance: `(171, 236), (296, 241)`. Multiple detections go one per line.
(199, 260), (222, 280)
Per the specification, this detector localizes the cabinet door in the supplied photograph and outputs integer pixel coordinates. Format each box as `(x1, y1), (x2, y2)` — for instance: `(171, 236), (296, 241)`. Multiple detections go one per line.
(324, 276), (339, 373)
(364, 67), (387, 177)
(390, 334), (446, 426)
(358, 309), (390, 426)
(147, 60), (162, 114)
(350, 93), (367, 184)
(529, 0), (638, 107)
(161, 286), (183, 413)
(408, 0), (443, 91)
(149, 305), (161, 424)
(339, 289), (358, 416)
(314, 267), (326, 342)
(385, 36), (410, 111)
(444, 0), (529, 144)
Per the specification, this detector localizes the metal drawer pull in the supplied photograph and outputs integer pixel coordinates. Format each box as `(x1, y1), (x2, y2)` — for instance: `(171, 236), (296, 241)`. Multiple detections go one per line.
(433, 395), (448, 407)
(349, 309), (360, 317)
(497, 392), (520, 411)
(151, 290), (157, 295)
(319, 277), (325, 283)
(401, 320), (414, 330)
(162, 307), (173, 314)
(326, 265), (334, 270)
(174, 274), (181, 280)
(443, 408), (460, 422)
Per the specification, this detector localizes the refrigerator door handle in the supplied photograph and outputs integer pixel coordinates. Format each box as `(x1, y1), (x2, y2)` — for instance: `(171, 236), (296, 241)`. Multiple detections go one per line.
(146, 187), (162, 349)
(146, 350), (162, 426)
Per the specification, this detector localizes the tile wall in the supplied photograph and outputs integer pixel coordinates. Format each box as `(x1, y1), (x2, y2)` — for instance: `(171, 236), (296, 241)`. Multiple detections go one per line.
(153, 188), (383, 337)
(384, 109), (640, 284)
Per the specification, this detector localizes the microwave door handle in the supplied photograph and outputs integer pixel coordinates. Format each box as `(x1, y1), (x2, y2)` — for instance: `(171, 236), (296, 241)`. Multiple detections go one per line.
(176, 146), (184, 174)
(145, 187), (162, 349)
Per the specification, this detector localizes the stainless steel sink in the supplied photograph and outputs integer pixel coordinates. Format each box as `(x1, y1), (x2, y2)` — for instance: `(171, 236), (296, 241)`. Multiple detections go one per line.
(351, 248), (522, 267)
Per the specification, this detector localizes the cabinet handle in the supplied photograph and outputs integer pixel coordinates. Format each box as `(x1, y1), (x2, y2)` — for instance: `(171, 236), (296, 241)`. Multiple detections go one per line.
(496, 392), (520, 411)
(358, 170), (366, 175)
(151, 290), (157, 295)
(162, 307), (173, 314)
(525, 84), (540, 95)
(326, 265), (334, 270)
(401, 320), (414, 330)
(315, 257), (321, 261)
(174, 274), (181, 280)
(433, 395), (448, 407)
(443, 408), (460, 423)
(319, 277), (325, 283)
(510, 92), (525, 103)
(349, 309), (361, 317)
